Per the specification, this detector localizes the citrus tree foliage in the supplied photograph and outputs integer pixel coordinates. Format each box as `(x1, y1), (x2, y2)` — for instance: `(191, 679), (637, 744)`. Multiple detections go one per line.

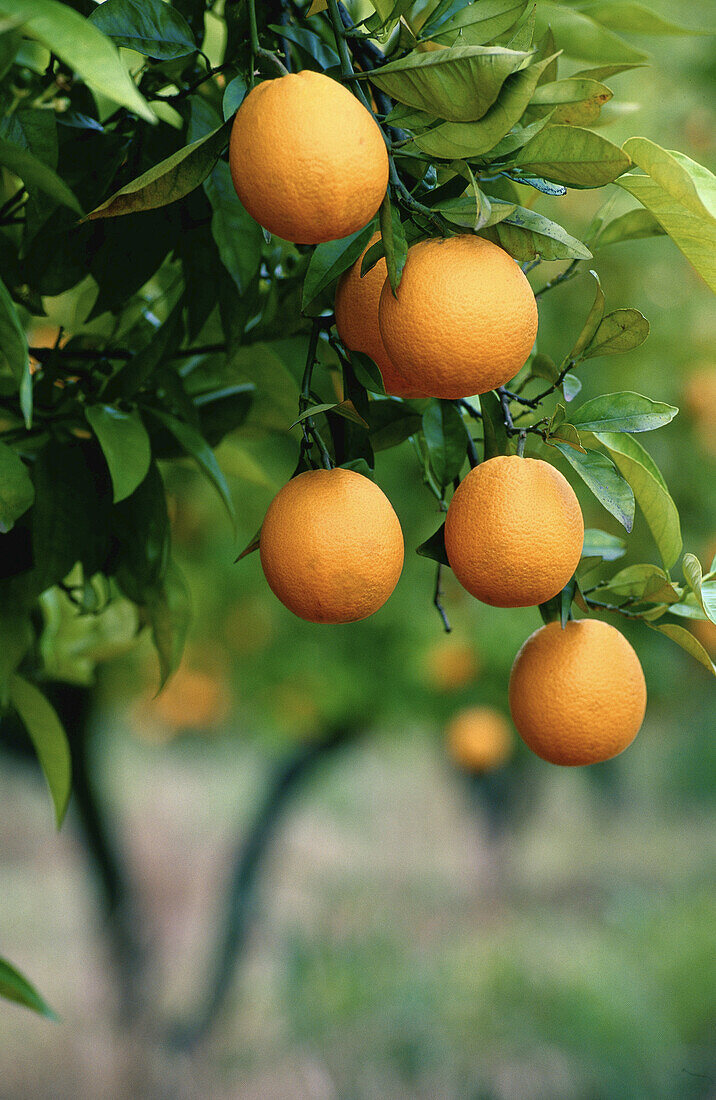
(0, 0), (714, 1007)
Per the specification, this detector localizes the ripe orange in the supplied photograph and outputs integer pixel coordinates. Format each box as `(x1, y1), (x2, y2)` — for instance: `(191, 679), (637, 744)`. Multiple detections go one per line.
(509, 618), (646, 766)
(424, 637), (480, 691)
(445, 456), (584, 607)
(446, 706), (513, 772)
(229, 71), (389, 244)
(335, 234), (426, 398)
(259, 467), (403, 623)
(378, 235), (538, 398)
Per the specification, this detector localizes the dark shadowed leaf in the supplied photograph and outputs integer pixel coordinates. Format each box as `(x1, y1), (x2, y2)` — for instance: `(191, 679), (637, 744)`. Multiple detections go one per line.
(148, 409), (236, 530)
(0, 442), (34, 533)
(416, 522), (449, 566)
(302, 223), (375, 312)
(204, 160), (264, 294)
(147, 559), (191, 689)
(422, 400), (468, 487)
(379, 193), (408, 295)
(85, 404), (152, 503)
(89, 0), (196, 59)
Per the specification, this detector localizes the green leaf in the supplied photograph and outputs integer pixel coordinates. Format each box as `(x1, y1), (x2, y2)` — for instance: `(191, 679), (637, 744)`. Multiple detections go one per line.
(570, 391), (678, 433)
(594, 207), (667, 247)
(581, 528), (627, 561)
(368, 45), (528, 123)
(530, 78), (613, 126)
(368, 399), (423, 451)
(9, 674), (71, 828)
(434, 193), (515, 230)
(204, 160), (264, 294)
(89, 0), (195, 59)
(0, 957), (58, 1020)
(223, 74), (247, 120)
(583, 3), (711, 36)
(481, 204), (593, 261)
(146, 559), (191, 689)
(0, 0), (155, 123)
(425, 0), (528, 45)
(350, 351), (386, 396)
(591, 562), (678, 602)
(646, 622), (715, 676)
(616, 140), (716, 292)
(302, 224), (375, 313)
(85, 405), (152, 504)
(103, 300), (183, 401)
(592, 431), (682, 569)
(534, 3), (648, 63)
(86, 120), (231, 219)
(112, 462), (169, 602)
(0, 276), (30, 427)
(0, 440), (34, 533)
(0, 136), (82, 216)
(422, 400), (468, 487)
(515, 125), (631, 188)
(682, 553), (716, 624)
(290, 400), (369, 430)
(480, 390), (515, 459)
(546, 441), (635, 530)
(379, 192), (408, 295)
(148, 409), (236, 531)
(416, 522), (449, 566)
(582, 309), (649, 357)
(564, 270), (605, 363)
(0, 612), (32, 706)
(414, 55), (556, 159)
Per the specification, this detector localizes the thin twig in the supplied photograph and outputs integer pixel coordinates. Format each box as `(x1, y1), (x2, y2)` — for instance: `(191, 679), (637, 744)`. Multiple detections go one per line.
(434, 563), (452, 633)
(535, 258), (583, 299)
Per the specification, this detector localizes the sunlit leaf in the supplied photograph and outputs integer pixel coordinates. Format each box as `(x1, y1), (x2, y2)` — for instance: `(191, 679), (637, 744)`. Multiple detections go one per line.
(546, 441), (635, 530)
(88, 0), (196, 60)
(9, 674), (72, 828)
(682, 553), (716, 624)
(582, 309), (649, 357)
(570, 391), (678, 432)
(514, 124), (631, 188)
(647, 622), (715, 676)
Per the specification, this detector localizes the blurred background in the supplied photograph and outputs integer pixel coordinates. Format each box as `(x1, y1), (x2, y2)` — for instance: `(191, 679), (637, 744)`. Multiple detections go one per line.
(1, 5), (715, 1098)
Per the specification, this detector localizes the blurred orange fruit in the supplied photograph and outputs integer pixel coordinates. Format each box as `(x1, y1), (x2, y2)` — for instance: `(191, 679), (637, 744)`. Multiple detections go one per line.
(445, 456), (584, 607)
(335, 233), (426, 398)
(446, 706), (513, 772)
(424, 637), (480, 691)
(378, 235), (538, 398)
(259, 468), (403, 623)
(135, 666), (231, 740)
(509, 619), (646, 766)
(229, 71), (388, 244)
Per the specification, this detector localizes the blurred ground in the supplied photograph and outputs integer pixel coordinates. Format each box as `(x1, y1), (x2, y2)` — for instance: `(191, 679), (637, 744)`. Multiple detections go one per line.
(1, 714), (714, 1100)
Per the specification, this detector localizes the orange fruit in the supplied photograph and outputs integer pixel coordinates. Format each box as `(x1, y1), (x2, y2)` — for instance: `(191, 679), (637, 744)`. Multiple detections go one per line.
(446, 706), (513, 772)
(445, 456), (584, 608)
(378, 235), (538, 398)
(424, 637), (480, 691)
(229, 71), (388, 244)
(136, 666), (231, 739)
(335, 233), (426, 398)
(259, 467), (403, 623)
(509, 619), (646, 766)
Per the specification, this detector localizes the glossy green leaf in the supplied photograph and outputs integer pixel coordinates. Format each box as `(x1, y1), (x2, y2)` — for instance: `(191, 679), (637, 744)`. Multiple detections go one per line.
(616, 140), (716, 292)
(223, 74), (247, 120)
(0, 137), (82, 216)
(434, 193), (515, 230)
(547, 441), (635, 530)
(147, 559), (192, 689)
(564, 270), (605, 363)
(379, 193), (408, 295)
(204, 160), (264, 294)
(570, 391), (678, 433)
(682, 553), (716, 624)
(422, 400), (468, 487)
(581, 528), (627, 561)
(85, 405), (152, 503)
(515, 125), (631, 188)
(595, 207), (667, 246)
(591, 562), (678, 602)
(10, 674), (72, 828)
(290, 400), (369, 430)
(112, 462), (169, 603)
(302, 223), (375, 312)
(89, 0), (196, 59)
(481, 204), (593, 261)
(368, 45), (528, 122)
(87, 120), (231, 219)
(148, 409), (236, 531)
(0, 0), (155, 122)
(368, 400), (423, 451)
(350, 352), (386, 396)
(416, 522), (449, 566)
(647, 622), (715, 676)
(414, 55), (555, 159)
(0, 277), (30, 426)
(425, 0), (528, 45)
(480, 390), (515, 459)
(582, 309), (649, 357)
(0, 440), (34, 533)
(583, 3), (711, 36)
(593, 431), (682, 568)
(0, 957), (58, 1020)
